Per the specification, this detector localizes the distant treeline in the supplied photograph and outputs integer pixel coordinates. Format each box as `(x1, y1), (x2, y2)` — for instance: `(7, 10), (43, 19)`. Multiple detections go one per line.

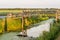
(0, 8), (59, 16)
(0, 12), (17, 16)
(0, 11), (56, 16)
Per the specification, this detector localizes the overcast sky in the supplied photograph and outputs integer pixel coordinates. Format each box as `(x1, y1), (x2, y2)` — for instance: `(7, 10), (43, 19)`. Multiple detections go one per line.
(0, 0), (60, 8)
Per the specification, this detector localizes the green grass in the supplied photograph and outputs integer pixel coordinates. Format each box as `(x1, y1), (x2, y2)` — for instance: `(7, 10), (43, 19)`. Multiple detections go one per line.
(36, 20), (60, 40)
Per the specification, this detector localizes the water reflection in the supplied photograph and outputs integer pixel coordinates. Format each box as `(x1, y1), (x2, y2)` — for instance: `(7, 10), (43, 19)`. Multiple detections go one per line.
(0, 16), (6, 18)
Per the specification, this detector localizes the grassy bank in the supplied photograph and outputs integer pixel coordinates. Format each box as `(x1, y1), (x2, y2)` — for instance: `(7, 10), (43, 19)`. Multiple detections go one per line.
(36, 20), (60, 40)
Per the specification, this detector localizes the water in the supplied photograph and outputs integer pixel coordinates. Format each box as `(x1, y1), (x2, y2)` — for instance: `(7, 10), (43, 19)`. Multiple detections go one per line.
(27, 23), (50, 37)
(20, 18), (54, 37)
(0, 16), (6, 18)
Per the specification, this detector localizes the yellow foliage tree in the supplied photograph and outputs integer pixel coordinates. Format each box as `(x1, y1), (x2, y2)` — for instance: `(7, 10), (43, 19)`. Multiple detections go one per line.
(25, 18), (30, 26)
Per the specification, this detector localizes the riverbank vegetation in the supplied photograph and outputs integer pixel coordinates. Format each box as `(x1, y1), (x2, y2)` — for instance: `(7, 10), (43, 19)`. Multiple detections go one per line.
(0, 16), (49, 33)
(36, 20), (60, 40)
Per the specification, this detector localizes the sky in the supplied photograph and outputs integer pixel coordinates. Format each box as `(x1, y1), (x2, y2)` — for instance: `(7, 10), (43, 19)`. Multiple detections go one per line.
(0, 0), (60, 8)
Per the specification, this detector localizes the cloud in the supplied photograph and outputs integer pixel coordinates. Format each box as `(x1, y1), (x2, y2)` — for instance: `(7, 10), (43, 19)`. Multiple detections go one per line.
(0, 0), (60, 8)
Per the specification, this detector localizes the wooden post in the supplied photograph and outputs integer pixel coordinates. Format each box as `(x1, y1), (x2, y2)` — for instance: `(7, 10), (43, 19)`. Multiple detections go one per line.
(56, 10), (60, 23)
(21, 11), (33, 36)
(56, 10), (58, 22)
(4, 17), (7, 32)
(21, 11), (28, 36)
(22, 16), (24, 33)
